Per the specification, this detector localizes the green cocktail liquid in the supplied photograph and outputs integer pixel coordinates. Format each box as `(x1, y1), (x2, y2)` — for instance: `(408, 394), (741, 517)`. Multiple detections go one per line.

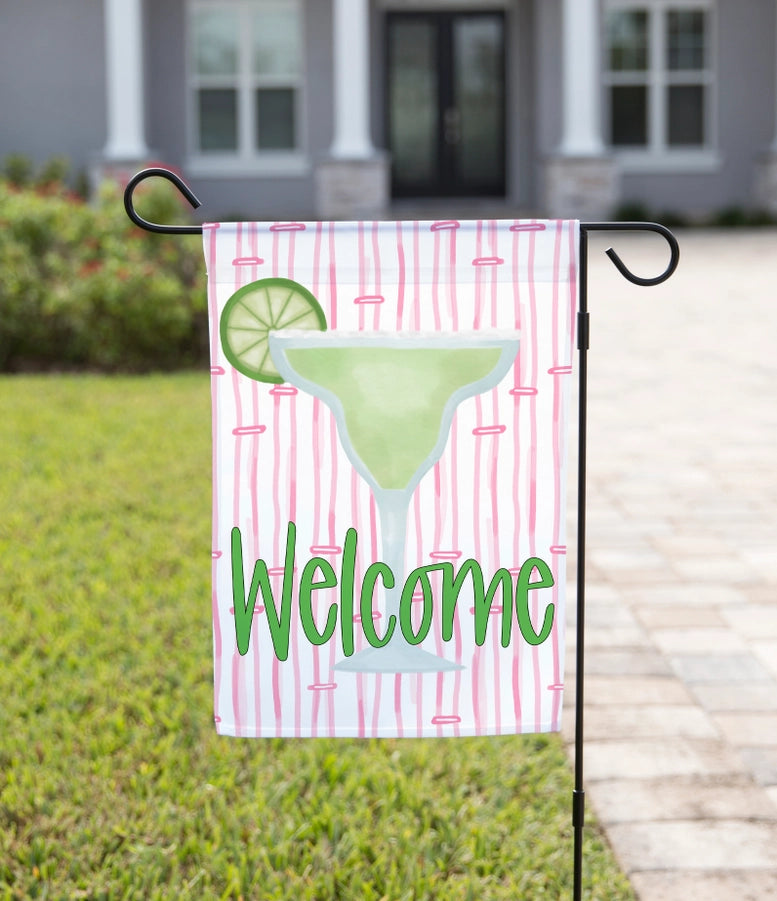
(284, 346), (502, 490)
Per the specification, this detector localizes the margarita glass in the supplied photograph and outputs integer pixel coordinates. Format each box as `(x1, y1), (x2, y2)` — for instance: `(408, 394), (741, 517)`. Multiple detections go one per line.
(269, 330), (520, 673)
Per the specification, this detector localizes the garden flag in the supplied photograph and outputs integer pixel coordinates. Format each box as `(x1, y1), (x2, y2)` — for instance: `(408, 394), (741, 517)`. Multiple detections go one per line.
(204, 219), (578, 738)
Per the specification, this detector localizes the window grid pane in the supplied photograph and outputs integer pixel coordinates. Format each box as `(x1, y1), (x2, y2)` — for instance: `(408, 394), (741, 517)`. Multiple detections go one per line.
(190, 2), (303, 157)
(610, 85), (648, 146)
(607, 10), (649, 71)
(255, 88), (296, 149)
(252, 8), (300, 77)
(194, 11), (238, 75)
(605, 3), (711, 152)
(667, 84), (704, 145)
(198, 88), (238, 151)
(667, 10), (706, 71)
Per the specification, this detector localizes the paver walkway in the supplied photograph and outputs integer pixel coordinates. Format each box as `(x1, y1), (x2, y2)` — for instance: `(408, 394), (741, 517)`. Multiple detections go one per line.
(563, 229), (777, 899)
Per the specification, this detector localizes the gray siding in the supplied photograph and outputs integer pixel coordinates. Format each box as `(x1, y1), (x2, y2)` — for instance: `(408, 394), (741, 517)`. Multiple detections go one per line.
(0, 0), (106, 178)
(145, 0), (188, 169)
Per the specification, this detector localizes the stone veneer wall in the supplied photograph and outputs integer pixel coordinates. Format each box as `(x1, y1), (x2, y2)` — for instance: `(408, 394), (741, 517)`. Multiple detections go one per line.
(543, 156), (620, 220)
(315, 156), (390, 220)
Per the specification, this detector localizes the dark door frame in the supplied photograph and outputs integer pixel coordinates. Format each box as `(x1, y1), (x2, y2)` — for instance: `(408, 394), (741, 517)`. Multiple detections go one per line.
(385, 9), (507, 199)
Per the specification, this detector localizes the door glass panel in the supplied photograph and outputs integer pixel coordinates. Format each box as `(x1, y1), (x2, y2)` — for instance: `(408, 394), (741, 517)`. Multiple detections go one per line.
(454, 16), (504, 188)
(389, 20), (438, 188)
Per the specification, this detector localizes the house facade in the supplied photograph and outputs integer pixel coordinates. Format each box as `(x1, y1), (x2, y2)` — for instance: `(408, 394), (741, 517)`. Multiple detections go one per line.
(2, 0), (777, 221)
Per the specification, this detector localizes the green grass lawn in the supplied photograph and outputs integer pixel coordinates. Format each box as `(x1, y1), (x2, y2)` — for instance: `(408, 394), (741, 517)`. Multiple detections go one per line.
(0, 374), (634, 900)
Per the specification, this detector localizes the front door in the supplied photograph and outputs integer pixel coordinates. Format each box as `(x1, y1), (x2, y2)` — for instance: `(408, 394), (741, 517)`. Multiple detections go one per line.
(386, 11), (506, 198)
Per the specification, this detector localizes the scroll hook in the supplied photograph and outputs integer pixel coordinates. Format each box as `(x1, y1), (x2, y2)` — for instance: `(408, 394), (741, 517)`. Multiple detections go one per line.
(123, 167), (203, 235)
(580, 221), (680, 286)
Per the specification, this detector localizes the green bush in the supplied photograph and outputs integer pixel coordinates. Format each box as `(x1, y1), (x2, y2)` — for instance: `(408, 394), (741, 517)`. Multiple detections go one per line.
(707, 205), (777, 228)
(0, 167), (207, 371)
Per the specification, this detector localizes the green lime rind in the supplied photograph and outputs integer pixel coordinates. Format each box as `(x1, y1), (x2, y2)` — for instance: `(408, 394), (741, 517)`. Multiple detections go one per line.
(220, 277), (327, 383)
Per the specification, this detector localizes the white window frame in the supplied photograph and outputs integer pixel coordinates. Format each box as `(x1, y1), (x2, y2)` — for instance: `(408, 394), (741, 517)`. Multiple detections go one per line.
(186, 0), (309, 177)
(603, 0), (721, 173)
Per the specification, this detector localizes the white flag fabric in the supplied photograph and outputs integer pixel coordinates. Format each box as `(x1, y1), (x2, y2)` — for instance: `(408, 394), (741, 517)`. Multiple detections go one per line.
(205, 219), (578, 738)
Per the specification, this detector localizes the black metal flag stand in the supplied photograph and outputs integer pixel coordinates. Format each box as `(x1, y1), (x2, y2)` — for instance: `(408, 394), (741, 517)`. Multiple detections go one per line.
(125, 168), (680, 900)
(572, 224), (679, 899)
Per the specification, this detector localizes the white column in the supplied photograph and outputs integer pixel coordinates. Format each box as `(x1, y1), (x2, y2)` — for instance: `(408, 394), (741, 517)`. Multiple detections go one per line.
(103, 0), (149, 159)
(330, 0), (374, 159)
(558, 0), (605, 156)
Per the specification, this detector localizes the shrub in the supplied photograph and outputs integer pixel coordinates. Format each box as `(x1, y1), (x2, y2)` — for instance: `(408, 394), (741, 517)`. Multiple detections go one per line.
(0, 164), (207, 371)
(612, 201), (653, 223)
(708, 205), (777, 228)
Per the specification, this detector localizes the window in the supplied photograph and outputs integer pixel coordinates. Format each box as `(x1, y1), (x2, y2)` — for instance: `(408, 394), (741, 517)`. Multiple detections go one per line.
(604, 2), (714, 163)
(188, 0), (305, 171)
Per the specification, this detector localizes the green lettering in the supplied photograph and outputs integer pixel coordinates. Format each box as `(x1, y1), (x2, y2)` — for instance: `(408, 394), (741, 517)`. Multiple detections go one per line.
(264, 522), (297, 660)
(442, 559), (513, 647)
(440, 561), (471, 641)
(231, 526), (260, 656)
(360, 562), (396, 648)
(516, 558), (555, 645)
(339, 528), (357, 657)
(399, 566), (435, 645)
(231, 522), (296, 659)
(299, 558), (338, 645)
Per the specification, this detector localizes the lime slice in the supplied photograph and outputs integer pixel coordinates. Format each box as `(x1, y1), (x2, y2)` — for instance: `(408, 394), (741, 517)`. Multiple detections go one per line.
(220, 277), (327, 383)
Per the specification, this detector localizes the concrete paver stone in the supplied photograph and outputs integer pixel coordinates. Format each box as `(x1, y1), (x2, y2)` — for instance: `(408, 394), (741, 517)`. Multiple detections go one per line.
(629, 871), (777, 901)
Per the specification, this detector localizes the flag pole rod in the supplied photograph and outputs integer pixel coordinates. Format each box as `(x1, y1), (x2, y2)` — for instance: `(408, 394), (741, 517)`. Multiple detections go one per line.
(122, 170), (680, 899)
(572, 223), (678, 900)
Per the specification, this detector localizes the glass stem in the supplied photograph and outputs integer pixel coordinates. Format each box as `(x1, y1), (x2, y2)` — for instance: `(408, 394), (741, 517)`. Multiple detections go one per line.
(375, 489), (411, 629)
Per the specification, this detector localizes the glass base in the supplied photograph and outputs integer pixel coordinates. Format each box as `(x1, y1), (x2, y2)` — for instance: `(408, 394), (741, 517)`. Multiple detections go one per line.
(334, 641), (465, 674)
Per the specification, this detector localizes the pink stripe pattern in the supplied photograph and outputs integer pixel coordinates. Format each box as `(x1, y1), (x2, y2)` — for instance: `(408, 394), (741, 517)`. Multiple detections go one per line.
(232, 256), (264, 266)
(205, 219), (578, 738)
